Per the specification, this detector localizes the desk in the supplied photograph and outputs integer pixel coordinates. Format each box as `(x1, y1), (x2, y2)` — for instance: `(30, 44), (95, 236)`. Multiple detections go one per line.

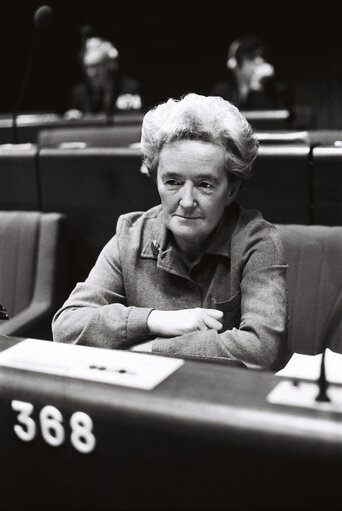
(0, 335), (341, 510)
(0, 113), (145, 144)
(38, 146), (160, 287)
(0, 109), (316, 144)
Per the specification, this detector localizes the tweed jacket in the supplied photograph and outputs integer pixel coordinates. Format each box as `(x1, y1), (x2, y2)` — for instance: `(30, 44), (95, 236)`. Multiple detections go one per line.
(52, 203), (288, 370)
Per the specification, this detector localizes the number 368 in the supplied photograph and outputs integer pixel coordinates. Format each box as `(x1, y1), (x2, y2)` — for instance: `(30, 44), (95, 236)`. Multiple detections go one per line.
(11, 400), (96, 454)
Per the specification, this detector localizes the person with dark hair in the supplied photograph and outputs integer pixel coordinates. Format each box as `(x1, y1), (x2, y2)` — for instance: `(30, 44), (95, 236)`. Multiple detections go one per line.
(65, 36), (142, 119)
(210, 35), (291, 110)
(53, 93), (288, 370)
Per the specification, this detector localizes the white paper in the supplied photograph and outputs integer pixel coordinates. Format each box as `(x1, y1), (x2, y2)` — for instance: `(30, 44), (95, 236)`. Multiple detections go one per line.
(276, 348), (342, 384)
(0, 339), (184, 390)
(267, 380), (342, 413)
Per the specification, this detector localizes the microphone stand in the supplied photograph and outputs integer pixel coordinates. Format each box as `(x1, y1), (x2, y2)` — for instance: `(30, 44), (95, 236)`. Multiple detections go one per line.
(12, 5), (53, 144)
(12, 30), (40, 144)
(315, 349), (330, 402)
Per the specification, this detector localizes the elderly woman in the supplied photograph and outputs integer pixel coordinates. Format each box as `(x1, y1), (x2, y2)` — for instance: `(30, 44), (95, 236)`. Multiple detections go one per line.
(52, 93), (288, 370)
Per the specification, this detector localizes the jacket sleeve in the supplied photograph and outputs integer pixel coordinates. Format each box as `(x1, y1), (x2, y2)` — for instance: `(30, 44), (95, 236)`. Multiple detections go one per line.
(152, 231), (289, 371)
(52, 234), (153, 348)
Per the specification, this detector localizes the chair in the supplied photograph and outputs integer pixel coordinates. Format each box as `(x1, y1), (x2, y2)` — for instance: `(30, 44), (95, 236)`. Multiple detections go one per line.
(276, 224), (342, 355)
(0, 211), (67, 340)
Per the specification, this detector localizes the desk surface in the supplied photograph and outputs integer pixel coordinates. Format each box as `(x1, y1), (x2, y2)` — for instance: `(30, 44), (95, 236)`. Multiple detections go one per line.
(0, 335), (341, 510)
(0, 112), (145, 144)
(0, 110), (309, 144)
(0, 112), (145, 128)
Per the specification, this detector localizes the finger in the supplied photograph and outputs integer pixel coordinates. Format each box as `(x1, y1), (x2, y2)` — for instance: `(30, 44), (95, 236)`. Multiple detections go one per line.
(203, 308), (224, 320)
(198, 321), (209, 331)
(203, 315), (223, 331)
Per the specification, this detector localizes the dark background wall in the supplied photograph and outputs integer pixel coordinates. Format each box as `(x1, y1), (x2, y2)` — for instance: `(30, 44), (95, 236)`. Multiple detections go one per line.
(1, 0), (342, 128)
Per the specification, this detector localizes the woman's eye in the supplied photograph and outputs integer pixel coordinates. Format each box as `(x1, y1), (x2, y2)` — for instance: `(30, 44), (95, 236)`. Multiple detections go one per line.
(165, 179), (181, 186)
(199, 182), (213, 189)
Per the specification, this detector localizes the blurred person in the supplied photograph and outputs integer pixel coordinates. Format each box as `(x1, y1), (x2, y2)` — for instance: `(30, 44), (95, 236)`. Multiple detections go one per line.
(211, 35), (291, 111)
(65, 36), (142, 119)
(53, 93), (288, 371)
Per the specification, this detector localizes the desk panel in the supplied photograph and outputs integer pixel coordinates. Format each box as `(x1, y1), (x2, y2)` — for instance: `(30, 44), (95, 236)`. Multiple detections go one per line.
(0, 336), (341, 510)
(312, 146), (342, 226)
(39, 147), (160, 289)
(0, 113), (144, 144)
(37, 125), (142, 148)
(239, 145), (311, 224)
(0, 146), (40, 211)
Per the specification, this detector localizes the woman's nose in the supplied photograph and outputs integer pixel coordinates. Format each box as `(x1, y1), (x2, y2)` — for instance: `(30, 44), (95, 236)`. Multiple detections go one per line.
(179, 183), (196, 209)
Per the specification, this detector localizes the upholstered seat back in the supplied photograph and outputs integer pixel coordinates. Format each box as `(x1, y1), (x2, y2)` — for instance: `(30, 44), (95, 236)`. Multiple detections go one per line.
(276, 224), (342, 355)
(0, 211), (67, 339)
(0, 211), (41, 316)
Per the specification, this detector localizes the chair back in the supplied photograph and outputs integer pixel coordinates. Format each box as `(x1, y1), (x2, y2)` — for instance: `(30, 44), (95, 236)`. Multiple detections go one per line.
(276, 224), (342, 354)
(0, 211), (67, 339)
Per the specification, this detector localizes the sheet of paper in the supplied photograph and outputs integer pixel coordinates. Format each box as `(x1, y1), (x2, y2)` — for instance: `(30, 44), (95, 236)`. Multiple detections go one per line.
(0, 339), (184, 390)
(276, 348), (342, 384)
(267, 380), (342, 413)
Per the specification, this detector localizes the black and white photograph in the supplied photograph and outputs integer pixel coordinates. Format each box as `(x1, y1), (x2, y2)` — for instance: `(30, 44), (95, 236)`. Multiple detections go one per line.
(0, 1), (342, 510)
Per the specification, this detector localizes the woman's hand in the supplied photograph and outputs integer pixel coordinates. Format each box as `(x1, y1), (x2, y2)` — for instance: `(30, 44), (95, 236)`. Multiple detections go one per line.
(147, 308), (223, 337)
(63, 108), (83, 120)
(250, 62), (275, 91)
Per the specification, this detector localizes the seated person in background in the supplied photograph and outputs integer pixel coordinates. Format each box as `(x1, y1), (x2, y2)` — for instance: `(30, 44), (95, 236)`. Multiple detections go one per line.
(65, 36), (142, 119)
(210, 35), (292, 111)
(53, 93), (288, 371)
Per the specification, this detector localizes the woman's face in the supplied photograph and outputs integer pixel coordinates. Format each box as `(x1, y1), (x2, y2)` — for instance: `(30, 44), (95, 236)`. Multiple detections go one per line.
(84, 61), (109, 89)
(157, 140), (238, 257)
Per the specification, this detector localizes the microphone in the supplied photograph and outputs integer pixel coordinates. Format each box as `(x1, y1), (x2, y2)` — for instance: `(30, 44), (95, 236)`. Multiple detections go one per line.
(12, 5), (53, 144)
(80, 24), (93, 42)
(315, 285), (342, 402)
(250, 62), (275, 92)
(34, 5), (53, 31)
(0, 304), (9, 320)
(79, 24), (93, 57)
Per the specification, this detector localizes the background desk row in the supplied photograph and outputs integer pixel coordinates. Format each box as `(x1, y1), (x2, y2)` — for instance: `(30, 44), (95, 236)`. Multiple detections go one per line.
(0, 108), (315, 144)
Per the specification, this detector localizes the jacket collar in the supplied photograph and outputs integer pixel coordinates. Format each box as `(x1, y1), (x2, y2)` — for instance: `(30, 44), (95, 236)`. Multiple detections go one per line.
(140, 203), (238, 277)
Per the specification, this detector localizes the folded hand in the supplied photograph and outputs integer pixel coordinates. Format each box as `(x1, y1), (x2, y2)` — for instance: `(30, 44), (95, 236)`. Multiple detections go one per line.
(147, 308), (223, 337)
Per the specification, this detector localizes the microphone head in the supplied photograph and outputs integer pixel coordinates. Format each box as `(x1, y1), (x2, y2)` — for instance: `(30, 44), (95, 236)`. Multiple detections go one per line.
(34, 5), (53, 31)
(80, 24), (93, 39)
